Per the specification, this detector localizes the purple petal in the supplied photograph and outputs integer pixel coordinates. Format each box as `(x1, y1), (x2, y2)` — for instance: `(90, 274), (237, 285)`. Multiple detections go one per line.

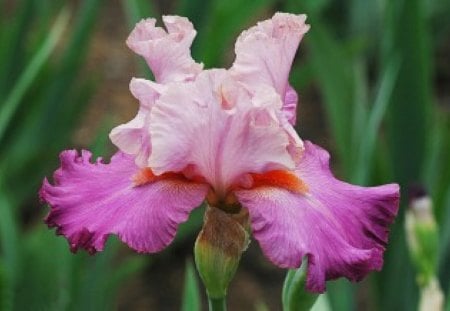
(235, 141), (399, 292)
(283, 84), (298, 125)
(40, 150), (208, 254)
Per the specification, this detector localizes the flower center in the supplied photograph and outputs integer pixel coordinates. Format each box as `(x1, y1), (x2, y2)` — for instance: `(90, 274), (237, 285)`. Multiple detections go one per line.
(133, 168), (308, 214)
(206, 190), (241, 214)
(247, 170), (309, 194)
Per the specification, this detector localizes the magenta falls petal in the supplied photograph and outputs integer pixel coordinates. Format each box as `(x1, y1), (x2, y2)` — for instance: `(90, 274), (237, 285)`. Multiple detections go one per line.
(40, 150), (208, 253)
(235, 141), (399, 293)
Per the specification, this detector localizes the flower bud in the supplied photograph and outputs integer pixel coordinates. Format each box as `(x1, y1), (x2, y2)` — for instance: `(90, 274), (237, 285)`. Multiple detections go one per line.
(405, 184), (439, 286)
(194, 204), (249, 299)
(418, 277), (444, 311)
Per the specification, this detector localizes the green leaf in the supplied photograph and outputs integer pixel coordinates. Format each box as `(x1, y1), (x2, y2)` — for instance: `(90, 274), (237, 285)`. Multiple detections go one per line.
(176, 0), (214, 30)
(195, 0), (276, 67)
(310, 294), (332, 311)
(182, 260), (201, 311)
(0, 8), (69, 142)
(122, 0), (155, 26)
(353, 56), (401, 184)
(379, 0), (432, 308)
(0, 259), (10, 311)
(282, 258), (319, 311)
(0, 194), (19, 311)
(382, 0), (432, 187)
(303, 19), (356, 175)
(0, 0), (34, 95)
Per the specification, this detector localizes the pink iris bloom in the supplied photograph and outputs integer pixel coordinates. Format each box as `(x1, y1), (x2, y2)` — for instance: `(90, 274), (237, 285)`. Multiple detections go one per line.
(40, 13), (400, 293)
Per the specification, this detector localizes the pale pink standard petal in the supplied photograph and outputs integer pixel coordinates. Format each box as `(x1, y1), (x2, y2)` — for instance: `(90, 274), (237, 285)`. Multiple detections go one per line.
(40, 150), (208, 254)
(235, 141), (399, 293)
(231, 13), (309, 115)
(283, 84), (298, 125)
(109, 78), (163, 167)
(148, 69), (295, 195)
(127, 15), (202, 83)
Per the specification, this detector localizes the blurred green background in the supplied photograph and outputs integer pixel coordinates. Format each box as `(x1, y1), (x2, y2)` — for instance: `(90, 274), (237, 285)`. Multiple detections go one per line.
(0, 0), (449, 310)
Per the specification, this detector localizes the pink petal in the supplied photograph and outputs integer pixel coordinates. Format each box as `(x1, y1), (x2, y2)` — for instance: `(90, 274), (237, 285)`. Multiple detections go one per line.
(109, 78), (163, 167)
(231, 12), (309, 117)
(235, 141), (399, 293)
(126, 15), (202, 83)
(40, 150), (208, 254)
(283, 84), (298, 125)
(277, 108), (304, 166)
(148, 69), (295, 195)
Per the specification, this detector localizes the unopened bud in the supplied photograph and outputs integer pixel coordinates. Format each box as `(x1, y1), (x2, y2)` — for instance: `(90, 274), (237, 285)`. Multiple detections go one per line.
(419, 277), (444, 311)
(194, 205), (249, 299)
(405, 185), (439, 286)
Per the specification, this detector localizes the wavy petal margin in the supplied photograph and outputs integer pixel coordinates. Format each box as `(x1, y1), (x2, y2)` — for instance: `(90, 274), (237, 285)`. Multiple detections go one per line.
(236, 141), (399, 292)
(40, 150), (208, 254)
(231, 12), (309, 122)
(127, 15), (202, 83)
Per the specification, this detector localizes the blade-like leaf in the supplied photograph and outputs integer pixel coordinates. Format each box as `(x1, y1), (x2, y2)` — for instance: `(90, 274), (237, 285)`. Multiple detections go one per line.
(182, 260), (201, 311)
(0, 194), (19, 310)
(380, 0), (432, 309)
(282, 258), (319, 311)
(0, 8), (69, 142)
(353, 57), (401, 184)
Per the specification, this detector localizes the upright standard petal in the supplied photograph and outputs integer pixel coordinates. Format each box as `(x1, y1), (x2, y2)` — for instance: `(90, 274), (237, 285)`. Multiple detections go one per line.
(126, 15), (202, 83)
(40, 150), (208, 254)
(109, 78), (163, 167)
(230, 13), (309, 116)
(283, 84), (298, 125)
(235, 141), (399, 292)
(148, 69), (295, 195)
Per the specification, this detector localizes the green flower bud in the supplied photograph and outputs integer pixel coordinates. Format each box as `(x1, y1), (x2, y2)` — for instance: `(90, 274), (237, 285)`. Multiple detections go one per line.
(418, 277), (444, 311)
(405, 186), (439, 286)
(194, 204), (249, 299)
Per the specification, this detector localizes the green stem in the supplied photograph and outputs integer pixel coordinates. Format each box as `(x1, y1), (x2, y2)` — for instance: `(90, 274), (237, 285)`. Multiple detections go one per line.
(208, 296), (226, 311)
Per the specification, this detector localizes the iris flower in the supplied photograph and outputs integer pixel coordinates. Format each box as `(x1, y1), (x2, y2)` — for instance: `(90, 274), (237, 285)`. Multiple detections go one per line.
(40, 13), (400, 293)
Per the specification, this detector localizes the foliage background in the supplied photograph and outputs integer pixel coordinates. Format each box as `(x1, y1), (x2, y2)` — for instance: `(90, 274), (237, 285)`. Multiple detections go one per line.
(0, 0), (449, 309)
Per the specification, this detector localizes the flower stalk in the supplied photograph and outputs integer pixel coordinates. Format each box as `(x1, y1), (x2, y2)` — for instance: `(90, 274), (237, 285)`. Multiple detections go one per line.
(208, 297), (227, 311)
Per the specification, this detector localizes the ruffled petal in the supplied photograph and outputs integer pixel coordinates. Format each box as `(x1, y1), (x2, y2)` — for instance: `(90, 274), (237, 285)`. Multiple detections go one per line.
(235, 141), (399, 293)
(148, 69), (295, 195)
(231, 12), (309, 111)
(109, 78), (163, 167)
(283, 84), (298, 125)
(277, 109), (303, 166)
(40, 150), (208, 254)
(126, 15), (202, 83)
